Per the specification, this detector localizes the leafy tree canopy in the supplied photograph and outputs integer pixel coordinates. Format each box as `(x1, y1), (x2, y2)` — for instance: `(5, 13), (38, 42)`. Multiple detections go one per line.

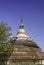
(0, 21), (12, 53)
(0, 21), (12, 43)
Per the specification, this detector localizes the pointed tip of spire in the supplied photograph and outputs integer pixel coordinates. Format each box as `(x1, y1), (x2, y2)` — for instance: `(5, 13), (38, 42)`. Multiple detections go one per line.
(19, 18), (24, 29)
(20, 16), (23, 23)
(20, 18), (23, 25)
(21, 18), (23, 22)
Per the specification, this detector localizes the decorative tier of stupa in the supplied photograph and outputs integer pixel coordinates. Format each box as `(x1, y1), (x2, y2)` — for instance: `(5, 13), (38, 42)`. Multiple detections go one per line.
(7, 19), (44, 65)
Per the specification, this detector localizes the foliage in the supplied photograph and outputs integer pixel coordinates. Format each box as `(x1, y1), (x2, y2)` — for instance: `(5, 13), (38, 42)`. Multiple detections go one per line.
(0, 21), (12, 53)
(0, 21), (11, 43)
(0, 21), (12, 65)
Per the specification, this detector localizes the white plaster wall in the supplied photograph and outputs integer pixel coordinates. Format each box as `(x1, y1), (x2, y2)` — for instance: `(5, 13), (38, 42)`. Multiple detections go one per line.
(42, 60), (44, 64)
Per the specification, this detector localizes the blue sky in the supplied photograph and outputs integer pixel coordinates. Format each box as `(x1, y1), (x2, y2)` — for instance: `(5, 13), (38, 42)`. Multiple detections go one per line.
(0, 0), (44, 51)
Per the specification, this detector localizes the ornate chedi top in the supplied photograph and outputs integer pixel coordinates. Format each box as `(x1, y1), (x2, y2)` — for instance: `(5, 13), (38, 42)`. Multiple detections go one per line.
(16, 19), (29, 40)
(14, 19), (39, 48)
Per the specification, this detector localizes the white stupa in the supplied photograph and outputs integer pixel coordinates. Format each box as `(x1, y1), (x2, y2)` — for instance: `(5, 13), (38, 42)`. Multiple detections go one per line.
(15, 19), (29, 40)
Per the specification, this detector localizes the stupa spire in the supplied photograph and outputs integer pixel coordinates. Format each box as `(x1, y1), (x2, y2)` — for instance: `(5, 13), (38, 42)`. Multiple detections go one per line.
(19, 19), (24, 29)
(16, 19), (29, 40)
